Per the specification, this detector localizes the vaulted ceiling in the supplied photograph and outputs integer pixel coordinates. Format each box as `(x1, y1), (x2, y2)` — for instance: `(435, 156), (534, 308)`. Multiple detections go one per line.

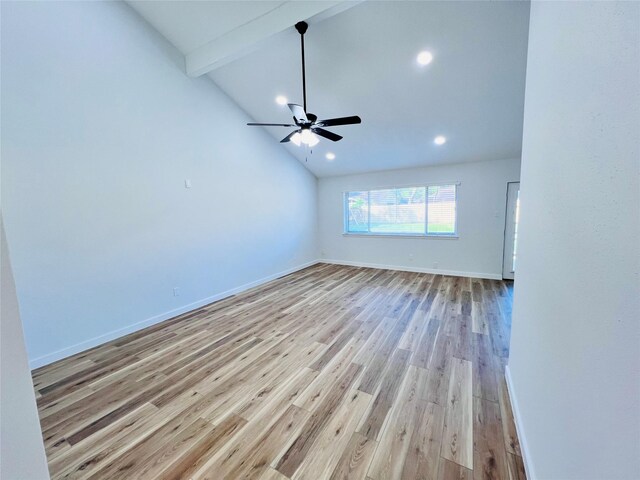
(129, 1), (530, 177)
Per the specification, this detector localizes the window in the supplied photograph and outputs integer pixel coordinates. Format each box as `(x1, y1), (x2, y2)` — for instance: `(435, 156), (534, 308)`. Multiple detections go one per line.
(344, 184), (457, 237)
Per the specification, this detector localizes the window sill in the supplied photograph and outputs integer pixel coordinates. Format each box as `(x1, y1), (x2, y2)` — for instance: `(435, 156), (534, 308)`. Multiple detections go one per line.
(342, 233), (459, 239)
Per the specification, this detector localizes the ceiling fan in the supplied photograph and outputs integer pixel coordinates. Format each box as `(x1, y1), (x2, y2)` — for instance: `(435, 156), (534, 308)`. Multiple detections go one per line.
(247, 21), (361, 147)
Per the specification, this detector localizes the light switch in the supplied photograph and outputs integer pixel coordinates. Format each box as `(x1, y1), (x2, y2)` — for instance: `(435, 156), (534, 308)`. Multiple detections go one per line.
(185, 179), (192, 188)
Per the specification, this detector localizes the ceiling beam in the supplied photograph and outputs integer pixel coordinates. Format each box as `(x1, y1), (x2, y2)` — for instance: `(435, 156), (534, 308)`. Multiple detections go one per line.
(185, 1), (361, 77)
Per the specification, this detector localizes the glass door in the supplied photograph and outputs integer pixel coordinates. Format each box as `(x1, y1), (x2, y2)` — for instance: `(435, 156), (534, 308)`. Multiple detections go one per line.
(502, 182), (520, 280)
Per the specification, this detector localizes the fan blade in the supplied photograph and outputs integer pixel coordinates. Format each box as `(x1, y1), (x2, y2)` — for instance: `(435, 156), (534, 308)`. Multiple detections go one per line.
(280, 131), (298, 143)
(316, 115), (362, 127)
(288, 104), (308, 123)
(312, 127), (343, 142)
(247, 122), (296, 127)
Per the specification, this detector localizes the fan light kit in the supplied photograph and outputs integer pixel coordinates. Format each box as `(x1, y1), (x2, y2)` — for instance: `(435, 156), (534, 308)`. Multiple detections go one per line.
(247, 21), (362, 147)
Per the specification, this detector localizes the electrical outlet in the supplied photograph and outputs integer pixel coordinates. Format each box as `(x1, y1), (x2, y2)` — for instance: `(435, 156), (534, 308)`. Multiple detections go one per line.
(409, 253), (414, 261)
(173, 287), (180, 297)
(433, 262), (439, 269)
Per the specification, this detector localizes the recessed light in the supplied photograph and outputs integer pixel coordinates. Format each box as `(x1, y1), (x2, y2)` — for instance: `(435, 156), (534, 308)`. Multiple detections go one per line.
(326, 152), (336, 161)
(434, 135), (446, 145)
(275, 95), (288, 105)
(417, 51), (433, 66)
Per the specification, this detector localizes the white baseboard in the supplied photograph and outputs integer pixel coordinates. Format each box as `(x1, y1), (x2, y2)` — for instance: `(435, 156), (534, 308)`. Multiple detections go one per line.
(29, 260), (320, 370)
(29, 258), (498, 369)
(505, 365), (536, 480)
(319, 258), (502, 280)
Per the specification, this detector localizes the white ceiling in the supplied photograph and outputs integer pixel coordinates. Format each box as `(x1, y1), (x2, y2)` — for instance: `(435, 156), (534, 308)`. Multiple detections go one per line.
(128, 1), (287, 54)
(130, 1), (530, 177)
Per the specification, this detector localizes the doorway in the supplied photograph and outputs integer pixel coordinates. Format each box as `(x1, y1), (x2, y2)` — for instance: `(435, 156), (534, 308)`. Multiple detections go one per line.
(502, 182), (520, 280)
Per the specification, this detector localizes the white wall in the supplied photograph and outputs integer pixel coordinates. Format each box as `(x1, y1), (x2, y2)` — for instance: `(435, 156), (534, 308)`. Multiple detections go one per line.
(1, 217), (50, 479)
(318, 158), (521, 278)
(1, 1), (318, 368)
(507, 2), (640, 479)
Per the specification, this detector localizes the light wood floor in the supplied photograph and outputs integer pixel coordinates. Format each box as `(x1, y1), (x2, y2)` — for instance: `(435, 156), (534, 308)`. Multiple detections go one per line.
(32, 264), (525, 480)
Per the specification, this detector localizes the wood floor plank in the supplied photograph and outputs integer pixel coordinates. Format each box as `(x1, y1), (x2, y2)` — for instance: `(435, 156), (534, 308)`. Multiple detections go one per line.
(472, 333), (499, 403)
(506, 453), (526, 480)
(48, 403), (161, 478)
(294, 339), (361, 412)
(235, 342), (326, 421)
(311, 321), (364, 371)
(401, 401), (445, 480)
(329, 432), (377, 480)
(158, 414), (247, 480)
(275, 363), (363, 478)
(398, 309), (429, 352)
(260, 467), (291, 480)
(31, 265), (523, 480)
(452, 314), (473, 362)
(196, 404), (309, 480)
(357, 304), (416, 394)
(292, 389), (372, 480)
(473, 397), (509, 480)
(352, 317), (395, 367)
(33, 359), (96, 393)
(411, 315), (441, 369)
(441, 358), (473, 470)
(119, 417), (215, 479)
(357, 349), (411, 441)
(497, 369), (522, 457)
(471, 301), (489, 335)
(191, 368), (318, 478)
(366, 365), (426, 479)
(439, 458), (473, 480)
(425, 332), (453, 406)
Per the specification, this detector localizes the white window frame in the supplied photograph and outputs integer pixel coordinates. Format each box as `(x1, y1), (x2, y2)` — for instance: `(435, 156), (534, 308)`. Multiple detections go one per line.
(343, 183), (459, 238)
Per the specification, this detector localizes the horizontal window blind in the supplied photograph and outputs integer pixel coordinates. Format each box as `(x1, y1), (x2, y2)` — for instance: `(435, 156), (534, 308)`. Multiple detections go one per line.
(345, 184), (457, 237)
(427, 185), (456, 235)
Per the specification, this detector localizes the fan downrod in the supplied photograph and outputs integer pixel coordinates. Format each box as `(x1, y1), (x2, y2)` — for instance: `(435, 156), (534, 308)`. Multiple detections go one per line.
(295, 21), (309, 111)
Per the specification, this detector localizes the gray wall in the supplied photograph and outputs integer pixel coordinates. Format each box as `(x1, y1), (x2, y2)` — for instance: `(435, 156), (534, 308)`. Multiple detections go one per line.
(318, 158), (521, 278)
(508, 2), (640, 478)
(1, 217), (50, 479)
(1, 1), (318, 368)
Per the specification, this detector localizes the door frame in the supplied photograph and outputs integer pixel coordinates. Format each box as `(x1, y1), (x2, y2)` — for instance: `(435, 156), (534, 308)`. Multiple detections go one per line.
(502, 181), (520, 280)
